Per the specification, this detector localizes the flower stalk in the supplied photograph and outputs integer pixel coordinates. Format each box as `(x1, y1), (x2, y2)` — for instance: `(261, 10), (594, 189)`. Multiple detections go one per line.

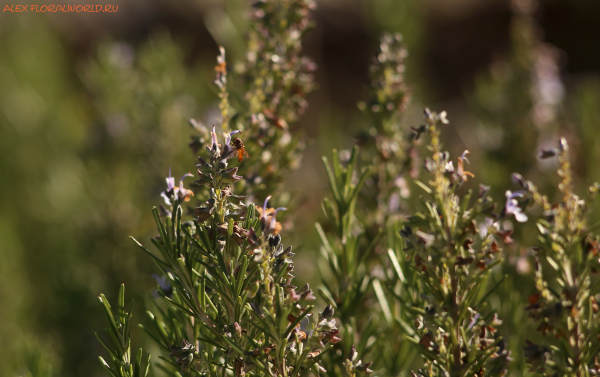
(518, 138), (600, 376)
(396, 109), (510, 377)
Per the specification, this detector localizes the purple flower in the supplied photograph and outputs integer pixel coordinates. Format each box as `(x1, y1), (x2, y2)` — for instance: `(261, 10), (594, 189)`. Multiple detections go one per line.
(162, 168), (195, 206)
(504, 190), (528, 223)
(468, 313), (481, 330)
(152, 274), (173, 298)
(225, 130), (242, 146)
(208, 126), (242, 161)
(270, 207), (287, 229)
(210, 125), (219, 154)
(262, 196), (271, 218)
(257, 196), (287, 235)
(165, 167), (176, 192)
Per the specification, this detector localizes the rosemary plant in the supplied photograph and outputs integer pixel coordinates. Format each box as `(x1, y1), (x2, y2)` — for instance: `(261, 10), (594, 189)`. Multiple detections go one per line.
(357, 32), (417, 241)
(395, 109), (511, 377)
(518, 139), (600, 376)
(96, 285), (151, 377)
(99, 126), (336, 377)
(91, 4), (600, 377)
(189, 0), (316, 201)
(468, 0), (564, 193)
(97, 4), (327, 375)
(316, 147), (375, 376)
(316, 32), (432, 376)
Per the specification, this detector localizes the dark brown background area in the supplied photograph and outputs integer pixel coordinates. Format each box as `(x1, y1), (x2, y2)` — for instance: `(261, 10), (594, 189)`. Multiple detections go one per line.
(42, 0), (600, 114)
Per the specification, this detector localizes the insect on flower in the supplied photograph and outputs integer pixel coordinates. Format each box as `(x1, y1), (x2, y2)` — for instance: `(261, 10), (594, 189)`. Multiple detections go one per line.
(232, 136), (250, 162)
(214, 47), (227, 75)
(215, 60), (226, 74)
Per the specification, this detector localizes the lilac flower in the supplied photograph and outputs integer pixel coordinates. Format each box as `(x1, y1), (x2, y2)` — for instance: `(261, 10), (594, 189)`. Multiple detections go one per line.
(220, 130), (244, 161)
(225, 130), (243, 146)
(261, 195), (271, 218)
(161, 168), (194, 206)
(257, 196), (287, 235)
(210, 125), (219, 153)
(152, 274), (173, 298)
(504, 190), (528, 223)
(297, 283), (316, 301)
(468, 313), (481, 330)
(208, 126), (243, 161)
(269, 208), (287, 230)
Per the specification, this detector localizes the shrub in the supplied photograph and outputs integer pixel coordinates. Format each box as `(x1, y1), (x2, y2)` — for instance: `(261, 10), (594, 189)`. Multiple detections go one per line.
(95, 1), (600, 377)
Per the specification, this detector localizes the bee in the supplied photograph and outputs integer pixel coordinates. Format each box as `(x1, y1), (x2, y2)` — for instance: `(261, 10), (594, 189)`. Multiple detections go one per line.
(232, 137), (250, 162)
(215, 60), (226, 74)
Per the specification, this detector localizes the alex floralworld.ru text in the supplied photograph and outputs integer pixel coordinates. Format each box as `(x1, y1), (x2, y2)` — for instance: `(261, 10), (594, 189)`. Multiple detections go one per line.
(4, 4), (118, 12)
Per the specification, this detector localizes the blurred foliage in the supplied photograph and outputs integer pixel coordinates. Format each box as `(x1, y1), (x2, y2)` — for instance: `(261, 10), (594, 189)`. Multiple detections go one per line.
(519, 140), (600, 376)
(0, 15), (214, 377)
(468, 2), (547, 198)
(0, 14), (92, 376)
(464, 2), (600, 375)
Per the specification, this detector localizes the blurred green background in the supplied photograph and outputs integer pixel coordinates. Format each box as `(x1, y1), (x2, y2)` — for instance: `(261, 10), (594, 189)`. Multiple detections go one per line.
(1, 0), (600, 376)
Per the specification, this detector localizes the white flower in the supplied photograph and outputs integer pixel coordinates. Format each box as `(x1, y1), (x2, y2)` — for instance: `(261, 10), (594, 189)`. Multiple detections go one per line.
(505, 190), (528, 223)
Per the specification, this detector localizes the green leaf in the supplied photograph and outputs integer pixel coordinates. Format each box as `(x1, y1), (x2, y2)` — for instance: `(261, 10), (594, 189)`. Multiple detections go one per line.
(388, 248), (405, 283)
(181, 225), (212, 259)
(344, 146), (359, 197)
(476, 274), (506, 307)
(150, 238), (174, 266)
(274, 261), (289, 284)
(123, 299), (135, 350)
(220, 333), (245, 355)
(118, 284), (126, 325)
(200, 273), (207, 310)
(133, 348), (143, 377)
(315, 223), (333, 255)
(152, 207), (170, 252)
(414, 179), (432, 194)
(322, 156), (341, 203)
(242, 265), (259, 292)
(197, 336), (225, 350)
(176, 206), (183, 258)
(322, 197), (338, 225)
(130, 237), (171, 270)
(373, 279), (392, 326)
(395, 317), (415, 337)
(95, 333), (121, 362)
(159, 292), (197, 318)
(317, 287), (337, 308)
(301, 345), (333, 376)
(138, 324), (169, 351)
(348, 166), (371, 205)
(143, 353), (151, 377)
(284, 306), (313, 338)
(98, 294), (119, 335)
(98, 357), (118, 377)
